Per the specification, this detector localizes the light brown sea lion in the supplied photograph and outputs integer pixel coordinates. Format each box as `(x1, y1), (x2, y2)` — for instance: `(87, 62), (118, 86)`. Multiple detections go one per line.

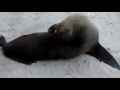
(48, 13), (120, 70)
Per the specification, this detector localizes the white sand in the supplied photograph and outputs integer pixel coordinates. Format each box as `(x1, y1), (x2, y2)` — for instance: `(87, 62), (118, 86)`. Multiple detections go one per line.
(0, 12), (120, 78)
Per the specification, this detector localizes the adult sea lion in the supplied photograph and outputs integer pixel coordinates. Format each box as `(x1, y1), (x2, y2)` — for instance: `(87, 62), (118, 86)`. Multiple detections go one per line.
(48, 13), (120, 70)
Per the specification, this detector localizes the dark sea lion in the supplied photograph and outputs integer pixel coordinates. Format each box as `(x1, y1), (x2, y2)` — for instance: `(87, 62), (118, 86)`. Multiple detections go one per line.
(0, 13), (120, 70)
(48, 13), (120, 70)
(0, 32), (86, 65)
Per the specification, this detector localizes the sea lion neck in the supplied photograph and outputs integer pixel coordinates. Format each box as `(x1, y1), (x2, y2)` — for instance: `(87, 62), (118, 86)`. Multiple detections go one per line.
(64, 27), (86, 44)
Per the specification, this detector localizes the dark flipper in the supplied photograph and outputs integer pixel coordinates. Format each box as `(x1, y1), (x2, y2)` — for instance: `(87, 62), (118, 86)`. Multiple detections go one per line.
(10, 57), (36, 65)
(0, 35), (7, 46)
(4, 54), (36, 65)
(86, 43), (120, 70)
(3, 50), (37, 65)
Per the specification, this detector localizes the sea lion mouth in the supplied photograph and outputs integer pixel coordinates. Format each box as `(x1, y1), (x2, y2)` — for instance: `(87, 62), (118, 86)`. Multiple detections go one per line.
(48, 29), (58, 34)
(54, 30), (57, 33)
(48, 24), (61, 34)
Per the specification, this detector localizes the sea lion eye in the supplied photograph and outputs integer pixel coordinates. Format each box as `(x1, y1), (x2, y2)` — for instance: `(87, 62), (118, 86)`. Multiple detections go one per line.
(59, 24), (62, 27)
(59, 30), (68, 37)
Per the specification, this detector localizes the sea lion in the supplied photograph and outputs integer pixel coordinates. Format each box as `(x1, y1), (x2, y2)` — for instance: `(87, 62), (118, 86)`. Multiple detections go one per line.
(0, 32), (87, 65)
(48, 13), (120, 70)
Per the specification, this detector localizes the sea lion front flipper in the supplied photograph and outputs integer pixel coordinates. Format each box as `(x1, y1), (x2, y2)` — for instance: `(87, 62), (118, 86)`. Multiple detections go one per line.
(86, 43), (120, 70)
(10, 56), (37, 65)
(3, 51), (36, 65)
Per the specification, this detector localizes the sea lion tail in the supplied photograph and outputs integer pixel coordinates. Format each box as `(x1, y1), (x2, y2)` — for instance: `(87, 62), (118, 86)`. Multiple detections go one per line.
(86, 43), (120, 70)
(0, 35), (7, 47)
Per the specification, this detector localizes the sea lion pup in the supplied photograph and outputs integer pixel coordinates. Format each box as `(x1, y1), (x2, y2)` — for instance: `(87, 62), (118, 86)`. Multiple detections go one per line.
(48, 13), (120, 70)
(0, 30), (89, 65)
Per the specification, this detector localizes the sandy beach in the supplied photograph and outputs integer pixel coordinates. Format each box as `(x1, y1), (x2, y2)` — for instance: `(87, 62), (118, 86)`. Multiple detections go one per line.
(0, 12), (120, 78)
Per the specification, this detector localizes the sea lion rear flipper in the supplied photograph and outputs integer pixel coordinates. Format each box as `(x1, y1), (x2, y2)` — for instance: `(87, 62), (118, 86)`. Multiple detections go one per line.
(0, 35), (7, 46)
(86, 43), (120, 70)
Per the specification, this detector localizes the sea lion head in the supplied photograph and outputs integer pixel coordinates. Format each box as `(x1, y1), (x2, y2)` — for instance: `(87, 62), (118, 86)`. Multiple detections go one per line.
(48, 23), (76, 41)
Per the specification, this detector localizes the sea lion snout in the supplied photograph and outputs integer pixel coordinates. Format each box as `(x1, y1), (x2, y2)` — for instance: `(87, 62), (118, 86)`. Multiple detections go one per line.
(48, 24), (61, 33)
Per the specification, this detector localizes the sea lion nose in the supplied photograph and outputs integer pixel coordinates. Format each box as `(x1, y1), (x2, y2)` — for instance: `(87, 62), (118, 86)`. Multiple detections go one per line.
(48, 24), (59, 33)
(48, 28), (54, 33)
